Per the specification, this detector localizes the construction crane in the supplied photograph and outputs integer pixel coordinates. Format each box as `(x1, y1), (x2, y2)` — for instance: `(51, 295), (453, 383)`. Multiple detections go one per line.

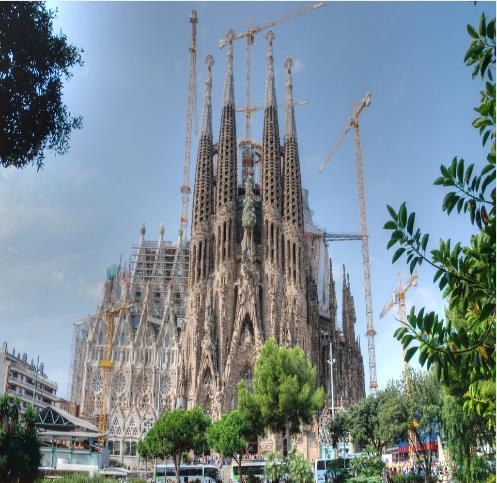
(179, 9), (198, 243)
(319, 92), (379, 392)
(379, 272), (418, 381)
(219, 2), (323, 156)
(97, 268), (133, 445)
(379, 272), (418, 459)
(324, 232), (362, 242)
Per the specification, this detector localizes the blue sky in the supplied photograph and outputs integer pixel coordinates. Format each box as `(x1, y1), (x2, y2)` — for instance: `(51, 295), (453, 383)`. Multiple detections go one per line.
(0, 1), (493, 397)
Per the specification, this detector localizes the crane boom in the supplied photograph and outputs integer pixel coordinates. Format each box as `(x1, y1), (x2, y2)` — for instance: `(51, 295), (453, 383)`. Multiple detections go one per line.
(320, 92), (378, 392)
(219, 2), (323, 145)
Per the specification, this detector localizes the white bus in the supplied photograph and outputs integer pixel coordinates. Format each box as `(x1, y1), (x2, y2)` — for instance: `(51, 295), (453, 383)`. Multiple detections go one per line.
(230, 460), (266, 482)
(155, 463), (221, 482)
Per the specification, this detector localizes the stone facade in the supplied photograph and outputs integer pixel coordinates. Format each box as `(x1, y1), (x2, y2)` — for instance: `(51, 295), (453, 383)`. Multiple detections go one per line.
(71, 31), (365, 467)
(177, 32), (365, 425)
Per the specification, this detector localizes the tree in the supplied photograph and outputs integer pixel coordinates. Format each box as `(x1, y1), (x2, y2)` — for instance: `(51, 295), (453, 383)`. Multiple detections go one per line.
(207, 409), (254, 481)
(264, 452), (287, 483)
(404, 371), (442, 483)
(138, 407), (210, 483)
(237, 338), (325, 454)
(286, 448), (314, 483)
(347, 387), (407, 457)
(384, 12), (495, 431)
(440, 389), (494, 482)
(0, 2), (83, 170)
(328, 410), (348, 455)
(0, 395), (41, 482)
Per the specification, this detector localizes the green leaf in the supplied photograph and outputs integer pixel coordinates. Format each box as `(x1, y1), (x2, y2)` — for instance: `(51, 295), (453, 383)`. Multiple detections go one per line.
(407, 213), (415, 235)
(383, 221), (397, 230)
(467, 24), (479, 38)
(479, 13), (486, 37)
(464, 163), (475, 183)
(482, 130), (490, 147)
(457, 158), (464, 183)
(392, 247), (406, 264)
(399, 203), (407, 228)
(386, 205), (398, 221)
(404, 346), (418, 363)
(421, 234), (429, 252)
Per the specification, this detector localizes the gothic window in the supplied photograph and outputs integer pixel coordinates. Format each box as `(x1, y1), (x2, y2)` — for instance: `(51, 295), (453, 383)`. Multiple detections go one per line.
(108, 440), (120, 455)
(126, 417), (139, 438)
(113, 374), (126, 394)
(91, 373), (103, 394)
(143, 418), (154, 435)
(110, 417), (122, 437)
(98, 331), (103, 345)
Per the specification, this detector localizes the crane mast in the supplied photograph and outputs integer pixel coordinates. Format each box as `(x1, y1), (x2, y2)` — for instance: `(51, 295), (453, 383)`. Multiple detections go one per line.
(320, 92), (378, 392)
(180, 9), (197, 242)
(380, 272), (418, 459)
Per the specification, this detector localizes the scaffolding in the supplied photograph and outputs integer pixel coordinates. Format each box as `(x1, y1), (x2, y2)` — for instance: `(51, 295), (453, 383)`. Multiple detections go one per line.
(68, 316), (92, 413)
(129, 239), (190, 325)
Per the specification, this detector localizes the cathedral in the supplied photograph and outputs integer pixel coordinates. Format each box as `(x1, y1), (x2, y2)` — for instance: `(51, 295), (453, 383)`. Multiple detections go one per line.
(69, 30), (364, 467)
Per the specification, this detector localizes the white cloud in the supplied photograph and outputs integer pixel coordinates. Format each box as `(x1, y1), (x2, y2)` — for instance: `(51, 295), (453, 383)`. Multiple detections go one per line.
(293, 58), (303, 73)
(49, 271), (65, 284)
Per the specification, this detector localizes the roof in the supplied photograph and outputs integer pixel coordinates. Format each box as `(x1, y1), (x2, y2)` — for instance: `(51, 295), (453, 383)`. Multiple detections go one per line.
(38, 430), (104, 439)
(37, 406), (97, 432)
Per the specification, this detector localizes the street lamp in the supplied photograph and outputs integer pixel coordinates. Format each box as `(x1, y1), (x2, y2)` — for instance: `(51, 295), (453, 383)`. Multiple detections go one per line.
(327, 342), (336, 421)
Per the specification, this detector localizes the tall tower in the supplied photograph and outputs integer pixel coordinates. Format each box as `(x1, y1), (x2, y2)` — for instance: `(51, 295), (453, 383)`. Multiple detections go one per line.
(213, 30), (238, 386)
(281, 57), (308, 350)
(261, 31), (283, 340)
(178, 55), (218, 412)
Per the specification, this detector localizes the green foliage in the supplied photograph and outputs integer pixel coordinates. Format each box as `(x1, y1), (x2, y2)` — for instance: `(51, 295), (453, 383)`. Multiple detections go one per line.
(264, 451), (287, 483)
(346, 386), (407, 456)
(263, 449), (313, 483)
(349, 455), (385, 478)
(327, 410), (349, 449)
(139, 407), (210, 481)
(390, 475), (425, 483)
(384, 12), (496, 433)
(440, 390), (494, 482)
(207, 410), (251, 479)
(0, 395), (41, 482)
(348, 477), (382, 483)
(286, 448), (313, 483)
(238, 338), (325, 444)
(0, 2), (83, 170)
(37, 477), (115, 483)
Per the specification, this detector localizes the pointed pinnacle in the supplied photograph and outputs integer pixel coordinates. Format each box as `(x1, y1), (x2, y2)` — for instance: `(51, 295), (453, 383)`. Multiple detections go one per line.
(284, 57), (296, 139)
(265, 31), (276, 107)
(223, 29), (235, 106)
(200, 54), (214, 137)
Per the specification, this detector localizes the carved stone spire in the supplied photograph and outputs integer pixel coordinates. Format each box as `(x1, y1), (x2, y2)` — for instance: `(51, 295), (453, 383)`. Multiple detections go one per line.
(264, 31), (276, 107)
(191, 55), (215, 285)
(223, 30), (235, 107)
(200, 55), (214, 138)
(284, 57), (297, 140)
(342, 265), (357, 347)
(215, 30), (237, 218)
(262, 32), (282, 279)
(282, 57), (303, 232)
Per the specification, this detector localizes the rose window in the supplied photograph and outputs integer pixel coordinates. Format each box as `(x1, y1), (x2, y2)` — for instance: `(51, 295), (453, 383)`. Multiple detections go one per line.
(91, 373), (103, 394)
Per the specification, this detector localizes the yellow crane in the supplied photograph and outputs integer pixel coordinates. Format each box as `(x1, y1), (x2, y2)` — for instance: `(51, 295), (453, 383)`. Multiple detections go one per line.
(379, 272), (418, 459)
(219, 2), (323, 146)
(319, 92), (379, 392)
(97, 269), (134, 445)
(379, 272), (418, 384)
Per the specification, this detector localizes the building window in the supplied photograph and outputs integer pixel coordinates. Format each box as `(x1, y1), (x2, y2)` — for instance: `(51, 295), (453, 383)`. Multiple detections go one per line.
(108, 440), (120, 456)
(123, 441), (137, 456)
